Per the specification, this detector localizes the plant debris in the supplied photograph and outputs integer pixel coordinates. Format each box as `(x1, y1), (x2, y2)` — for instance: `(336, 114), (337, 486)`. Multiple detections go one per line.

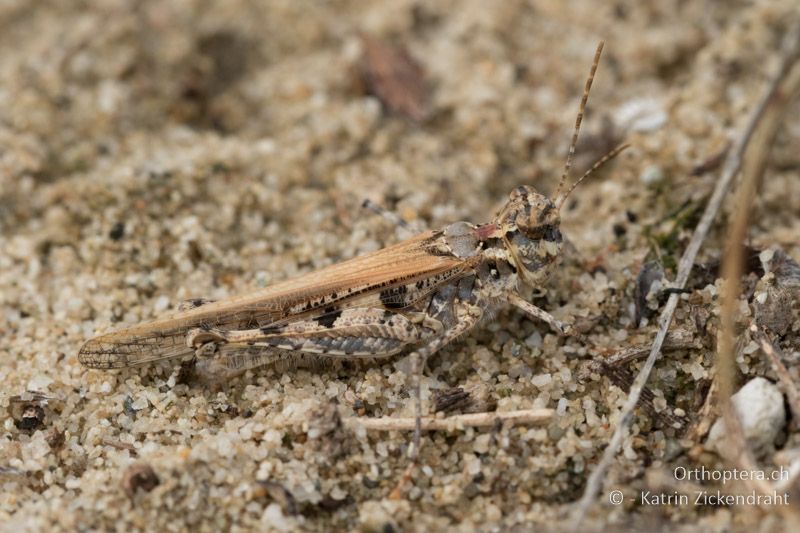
(121, 463), (161, 499)
(358, 33), (431, 122)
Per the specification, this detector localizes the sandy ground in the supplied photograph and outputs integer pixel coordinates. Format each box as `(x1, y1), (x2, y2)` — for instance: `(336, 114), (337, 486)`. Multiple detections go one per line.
(2, 0), (800, 531)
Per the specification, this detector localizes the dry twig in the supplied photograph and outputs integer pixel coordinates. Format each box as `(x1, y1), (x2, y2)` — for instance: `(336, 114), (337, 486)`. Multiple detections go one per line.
(102, 437), (138, 453)
(714, 28), (800, 525)
(344, 408), (552, 432)
(572, 30), (800, 528)
(601, 329), (698, 367)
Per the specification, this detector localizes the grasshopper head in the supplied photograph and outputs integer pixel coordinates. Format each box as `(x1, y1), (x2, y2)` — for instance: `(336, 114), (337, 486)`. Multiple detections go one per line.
(483, 42), (628, 289)
(494, 185), (563, 287)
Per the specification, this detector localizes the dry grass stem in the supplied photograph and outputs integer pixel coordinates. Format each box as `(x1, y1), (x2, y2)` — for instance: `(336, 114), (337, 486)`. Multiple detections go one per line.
(715, 26), (800, 524)
(572, 29), (800, 528)
(344, 408), (553, 431)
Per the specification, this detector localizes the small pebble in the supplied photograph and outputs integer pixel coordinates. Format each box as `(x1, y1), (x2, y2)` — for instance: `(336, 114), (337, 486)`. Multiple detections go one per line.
(639, 165), (664, 185)
(615, 97), (667, 132)
(531, 374), (552, 388)
(706, 377), (786, 459)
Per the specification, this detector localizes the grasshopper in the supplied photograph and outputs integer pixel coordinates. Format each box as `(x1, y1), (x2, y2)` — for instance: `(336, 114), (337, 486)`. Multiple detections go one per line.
(79, 42), (625, 448)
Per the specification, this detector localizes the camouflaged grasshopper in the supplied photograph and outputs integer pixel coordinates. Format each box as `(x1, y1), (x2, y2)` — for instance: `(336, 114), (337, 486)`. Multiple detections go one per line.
(79, 43), (625, 395)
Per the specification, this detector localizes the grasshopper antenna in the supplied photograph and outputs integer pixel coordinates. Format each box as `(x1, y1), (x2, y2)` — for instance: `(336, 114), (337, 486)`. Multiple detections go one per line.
(551, 41), (605, 204)
(555, 142), (630, 211)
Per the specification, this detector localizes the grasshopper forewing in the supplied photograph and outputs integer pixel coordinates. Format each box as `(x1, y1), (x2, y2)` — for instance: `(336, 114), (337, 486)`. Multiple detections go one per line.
(80, 42), (627, 390)
(79, 231), (470, 376)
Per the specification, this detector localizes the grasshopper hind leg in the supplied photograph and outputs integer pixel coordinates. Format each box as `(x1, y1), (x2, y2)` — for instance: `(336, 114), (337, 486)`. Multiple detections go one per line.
(183, 327), (307, 381)
(184, 308), (440, 381)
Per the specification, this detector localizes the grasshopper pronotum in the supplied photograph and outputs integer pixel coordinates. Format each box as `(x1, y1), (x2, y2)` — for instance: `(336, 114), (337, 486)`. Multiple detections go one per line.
(80, 42), (626, 454)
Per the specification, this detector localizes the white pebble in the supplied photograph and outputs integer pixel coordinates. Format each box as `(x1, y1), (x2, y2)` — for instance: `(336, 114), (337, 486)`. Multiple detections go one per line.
(262, 503), (292, 532)
(706, 377), (786, 459)
(653, 396), (667, 412)
(131, 395), (149, 410)
(466, 456), (482, 476)
(474, 434), (491, 454)
(27, 374), (53, 392)
(485, 503), (502, 522)
(154, 295), (170, 312)
(330, 485), (348, 500)
(525, 330), (542, 348)
(743, 341), (760, 355)
(640, 165), (664, 185)
(263, 429), (282, 448)
(615, 97), (667, 132)
(688, 362), (706, 380)
(557, 398), (569, 416)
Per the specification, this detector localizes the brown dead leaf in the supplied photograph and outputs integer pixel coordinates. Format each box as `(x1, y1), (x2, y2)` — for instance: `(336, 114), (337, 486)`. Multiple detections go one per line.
(359, 33), (431, 122)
